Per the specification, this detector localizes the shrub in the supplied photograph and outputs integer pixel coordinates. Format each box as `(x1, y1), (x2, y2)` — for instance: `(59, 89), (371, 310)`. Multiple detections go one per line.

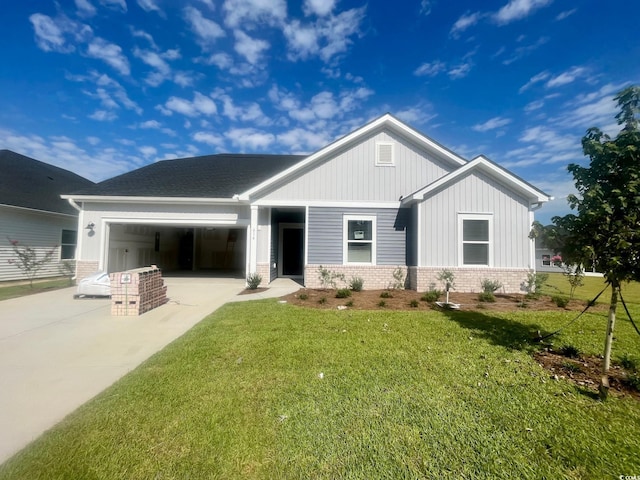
(335, 288), (352, 299)
(378, 300), (386, 307)
(298, 293), (308, 301)
(437, 269), (456, 291)
(318, 296), (327, 305)
(389, 267), (405, 290)
(318, 266), (345, 289)
(421, 290), (441, 303)
(345, 300), (354, 307)
(349, 276), (364, 292)
(478, 292), (496, 303)
(380, 291), (393, 299)
(620, 353), (638, 372)
(561, 361), (583, 374)
(409, 299), (419, 308)
(524, 272), (548, 298)
(59, 260), (75, 286)
(481, 279), (502, 294)
(559, 344), (581, 359)
(552, 295), (569, 308)
(625, 373), (640, 392)
(246, 273), (262, 290)
(562, 265), (585, 300)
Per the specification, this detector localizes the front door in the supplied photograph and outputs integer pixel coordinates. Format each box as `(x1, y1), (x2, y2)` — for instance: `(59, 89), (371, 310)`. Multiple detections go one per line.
(279, 224), (304, 278)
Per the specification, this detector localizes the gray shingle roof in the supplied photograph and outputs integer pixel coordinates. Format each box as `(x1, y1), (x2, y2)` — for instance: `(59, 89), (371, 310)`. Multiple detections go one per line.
(0, 150), (94, 215)
(72, 153), (306, 198)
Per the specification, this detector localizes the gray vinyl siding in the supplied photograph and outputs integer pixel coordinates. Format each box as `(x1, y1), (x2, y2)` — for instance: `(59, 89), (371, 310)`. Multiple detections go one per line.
(0, 205), (78, 282)
(308, 207), (407, 265)
(257, 129), (455, 203)
(419, 171), (530, 268)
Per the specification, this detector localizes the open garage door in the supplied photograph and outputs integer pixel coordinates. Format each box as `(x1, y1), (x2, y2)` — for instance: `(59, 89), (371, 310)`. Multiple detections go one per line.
(107, 224), (246, 278)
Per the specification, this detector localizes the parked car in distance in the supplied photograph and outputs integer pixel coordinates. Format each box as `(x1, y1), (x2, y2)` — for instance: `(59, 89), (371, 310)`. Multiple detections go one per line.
(74, 272), (111, 298)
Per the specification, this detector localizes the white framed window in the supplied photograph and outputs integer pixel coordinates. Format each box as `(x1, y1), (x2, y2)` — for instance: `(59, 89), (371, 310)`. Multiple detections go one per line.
(61, 229), (77, 260)
(343, 215), (376, 264)
(375, 142), (395, 166)
(458, 214), (492, 266)
(542, 254), (551, 266)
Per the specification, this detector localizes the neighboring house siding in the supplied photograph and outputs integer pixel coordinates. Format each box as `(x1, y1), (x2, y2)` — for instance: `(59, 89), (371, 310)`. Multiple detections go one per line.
(0, 205), (77, 282)
(307, 207), (406, 265)
(419, 170), (531, 268)
(258, 129), (455, 203)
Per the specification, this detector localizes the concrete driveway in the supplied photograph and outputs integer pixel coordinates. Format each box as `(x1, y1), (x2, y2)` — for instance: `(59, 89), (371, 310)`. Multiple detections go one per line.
(0, 277), (299, 464)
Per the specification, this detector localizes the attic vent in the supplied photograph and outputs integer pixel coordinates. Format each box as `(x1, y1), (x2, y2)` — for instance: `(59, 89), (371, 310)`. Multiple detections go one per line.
(376, 142), (395, 166)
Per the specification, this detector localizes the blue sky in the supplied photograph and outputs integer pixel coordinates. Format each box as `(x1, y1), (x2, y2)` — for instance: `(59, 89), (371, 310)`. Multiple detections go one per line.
(2, 0), (639, 223)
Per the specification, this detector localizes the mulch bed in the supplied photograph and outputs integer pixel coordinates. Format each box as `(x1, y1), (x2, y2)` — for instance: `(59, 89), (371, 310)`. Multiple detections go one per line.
(237, 287), (269, 295)
(280, 288), (637, 400)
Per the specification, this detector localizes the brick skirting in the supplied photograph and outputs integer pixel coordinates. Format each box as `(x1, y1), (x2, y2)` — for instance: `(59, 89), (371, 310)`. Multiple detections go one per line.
(408, 266), (531, 294)
(75, 261), (100, 283)
(305, 265), (409, 290)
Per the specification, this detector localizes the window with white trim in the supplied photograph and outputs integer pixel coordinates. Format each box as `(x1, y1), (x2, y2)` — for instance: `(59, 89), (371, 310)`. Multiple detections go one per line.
(375, 142), (395, 166)
(542, 254), (551, 266)
(458, 214), (492, 266)
(61, 229), (77, 260)
(343, 215), (376, 264)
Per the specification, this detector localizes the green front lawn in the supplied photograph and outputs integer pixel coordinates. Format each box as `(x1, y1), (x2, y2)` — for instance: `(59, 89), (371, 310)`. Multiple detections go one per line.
(0, 278), (72, 302)
(1, 299), (639, 479)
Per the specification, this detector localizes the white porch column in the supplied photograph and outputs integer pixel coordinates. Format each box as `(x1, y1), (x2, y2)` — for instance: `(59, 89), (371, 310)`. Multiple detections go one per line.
(249, 205), (258, 274)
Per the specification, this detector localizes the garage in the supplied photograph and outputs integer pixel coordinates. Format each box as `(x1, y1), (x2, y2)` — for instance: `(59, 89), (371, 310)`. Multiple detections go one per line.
(106, 223), (247, 277)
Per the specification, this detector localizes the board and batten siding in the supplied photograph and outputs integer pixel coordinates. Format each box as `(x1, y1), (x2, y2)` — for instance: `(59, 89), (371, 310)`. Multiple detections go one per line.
(419, 170), (531, 268)
(0, 205), (78, 282)
(307, 207), (407, 265)
(257, 129), (455, 203)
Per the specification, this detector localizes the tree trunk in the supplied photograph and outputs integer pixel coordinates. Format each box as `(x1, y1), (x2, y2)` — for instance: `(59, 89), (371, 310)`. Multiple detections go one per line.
(599, 284), (618, 400)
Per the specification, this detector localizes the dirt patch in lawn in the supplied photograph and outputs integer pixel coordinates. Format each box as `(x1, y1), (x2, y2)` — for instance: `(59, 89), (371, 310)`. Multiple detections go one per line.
(535, 350), (640, 400)
(281, 288), (609, 313)
(238, 287), (269, 296)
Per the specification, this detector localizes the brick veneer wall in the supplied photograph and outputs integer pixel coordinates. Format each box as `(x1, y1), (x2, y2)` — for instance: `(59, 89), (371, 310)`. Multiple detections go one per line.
(75, 260), (100, 283)
(305, 265), (409, 290)
(408, 266), (530, 294)
(255, 263), (270, 287)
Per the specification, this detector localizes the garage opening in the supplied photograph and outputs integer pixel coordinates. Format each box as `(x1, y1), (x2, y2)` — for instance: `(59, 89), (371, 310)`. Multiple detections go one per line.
(107, 224), (246, 278)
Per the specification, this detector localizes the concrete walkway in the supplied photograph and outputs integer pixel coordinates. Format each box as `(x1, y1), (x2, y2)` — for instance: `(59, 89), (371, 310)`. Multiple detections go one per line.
(0, 277), (300, 464)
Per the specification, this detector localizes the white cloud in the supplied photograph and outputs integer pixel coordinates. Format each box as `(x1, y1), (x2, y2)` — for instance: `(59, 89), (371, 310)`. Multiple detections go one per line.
(304, 0), (336, 17)
(518, 71), (550, 93)
(493, 0), (552, 25)
(450, 11), (483, 37)
(472, 116), (512, 132)
(131, 28), (158, 49)
(202, 52), (233, 69)
(139, 145), (158, 157)
(233, 30), (269, 65)
(420, 0), (433, 15)
(395, 104), (438, 125)
(73, 71), (142, 114)
(173, 71), (197, 87)
(502, 36), (548, 65)
(225, 128), (275, 150)
(162, 92), (218, 117)
(75, 0), (97, 17)
(556, 9), (577, 21)
(184, 6), (225, 49)
(137, 0), (162, 14)
(524, 100), (544, 112)
(133, 47), (170, 74)
(545, 66), (587, 88)
(283, 21), (319, 60)
(223, 0), (287, 28)
(317, 7), (366, 62)
(214, 93), (271, 125)
(29, 13), (92, 53)
(448, 62), (473, 79)
(277, 127), (329, 151)
(86, 136), (101, 145)
(192, 131), (225, 148)
(414, 60), (446, 77)
(86, 37), (131, 75)
(99, 0), (127, 12)
(89, 109), (118, 121)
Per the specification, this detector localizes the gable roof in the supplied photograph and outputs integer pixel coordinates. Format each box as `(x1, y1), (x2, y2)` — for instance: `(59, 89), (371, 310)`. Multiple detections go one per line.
(0, 150), (94, 216)
(401, 155), (550, 205)
(238, 113), (467, 200)
(70, 153), (305, 200)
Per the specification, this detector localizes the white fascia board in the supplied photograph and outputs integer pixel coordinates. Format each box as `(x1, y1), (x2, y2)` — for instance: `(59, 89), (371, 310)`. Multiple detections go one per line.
(239, 113), (467, 201)
(60, 195), (245, 205)
(402, 157), (550, 205)
(0, 202), (77, 218)
(252, 199), (402, 208)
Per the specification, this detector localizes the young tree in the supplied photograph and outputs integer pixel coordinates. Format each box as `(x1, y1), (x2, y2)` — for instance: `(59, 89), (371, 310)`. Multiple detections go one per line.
(552, 85), (640, 398)
(7, 238), (57, 287)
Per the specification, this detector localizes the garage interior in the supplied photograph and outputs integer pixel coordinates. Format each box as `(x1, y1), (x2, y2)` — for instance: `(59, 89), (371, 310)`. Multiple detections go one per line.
(107, 224), (247, 277)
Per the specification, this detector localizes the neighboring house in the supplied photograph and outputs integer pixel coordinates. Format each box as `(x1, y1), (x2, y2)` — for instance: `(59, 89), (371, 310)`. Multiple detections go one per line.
(63, 114), (550, 292)
(535, 239), (563, 273)
(0, 150), (94, 282)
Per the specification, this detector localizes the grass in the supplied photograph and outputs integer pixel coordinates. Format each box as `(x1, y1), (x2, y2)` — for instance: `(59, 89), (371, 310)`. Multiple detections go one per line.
(1, 298), (639, 479)
(0, 278), (72, 302)
(540, 272), (640, 305)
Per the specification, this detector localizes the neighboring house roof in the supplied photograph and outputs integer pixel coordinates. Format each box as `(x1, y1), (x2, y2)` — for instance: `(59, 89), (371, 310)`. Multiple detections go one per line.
(0, 150), (94, 216)
(239, 113), (468, 200)
(401, 155), (551, 205)
(71, 153), (305, 199)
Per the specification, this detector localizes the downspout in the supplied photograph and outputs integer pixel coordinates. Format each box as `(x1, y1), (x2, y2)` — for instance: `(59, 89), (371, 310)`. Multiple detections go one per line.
(67, 198), (83, 281)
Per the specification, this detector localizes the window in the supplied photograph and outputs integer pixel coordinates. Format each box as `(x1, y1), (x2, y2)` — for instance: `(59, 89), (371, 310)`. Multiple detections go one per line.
(375, 142), (395, 166)
(344, 215), (376, 264)
(61, 229), (77, 260)
(542, 254), (551, 266)
(458, 214), (492, 266)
